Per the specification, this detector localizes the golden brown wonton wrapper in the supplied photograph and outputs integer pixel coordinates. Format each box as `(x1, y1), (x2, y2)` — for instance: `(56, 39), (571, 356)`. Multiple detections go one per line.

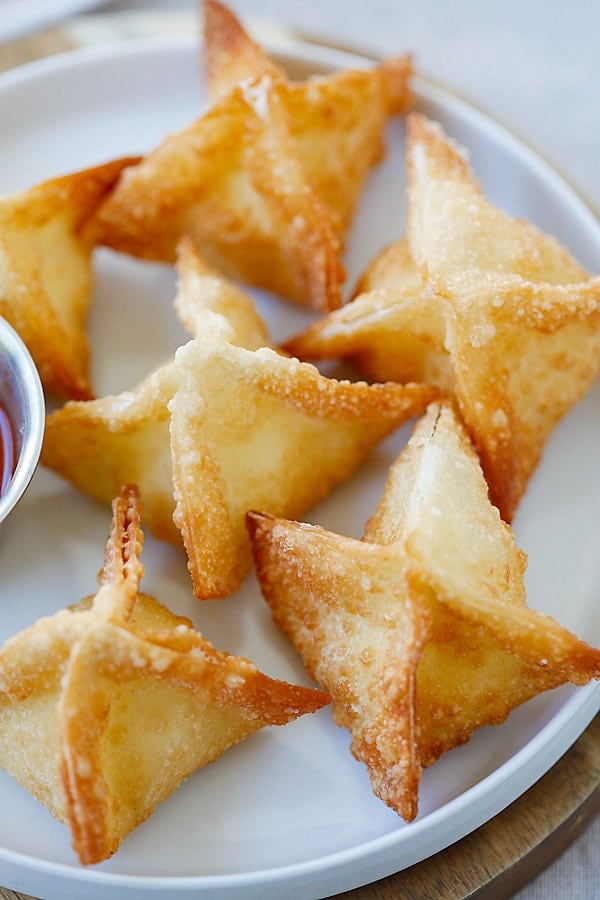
(174, 235), (270, 349)
(89, 1), (412, 311)
(204, 0), (413, 234)
(90, 75), (344, 311)
(42, 241), (437, 598)
(287, 114), (600, 520)
(0, 158), (138, 399)
(247, 402), (600, 821)
(0, 485), (329, 865)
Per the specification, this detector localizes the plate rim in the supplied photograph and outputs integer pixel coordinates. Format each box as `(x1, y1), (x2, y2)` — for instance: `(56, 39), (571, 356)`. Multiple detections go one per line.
(0, 33), (598, 899)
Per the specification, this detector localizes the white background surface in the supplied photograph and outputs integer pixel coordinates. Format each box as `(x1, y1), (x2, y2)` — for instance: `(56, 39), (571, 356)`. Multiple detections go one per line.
(2, 1), (599, 898)
(0, 1), (110, 41)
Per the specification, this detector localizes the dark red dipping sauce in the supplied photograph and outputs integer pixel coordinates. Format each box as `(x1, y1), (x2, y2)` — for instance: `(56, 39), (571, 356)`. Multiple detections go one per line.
(0, 403), (14, 495)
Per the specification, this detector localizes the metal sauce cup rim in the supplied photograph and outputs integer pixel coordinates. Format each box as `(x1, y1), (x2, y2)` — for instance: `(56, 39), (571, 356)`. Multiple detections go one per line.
(0, 318), (45, 524)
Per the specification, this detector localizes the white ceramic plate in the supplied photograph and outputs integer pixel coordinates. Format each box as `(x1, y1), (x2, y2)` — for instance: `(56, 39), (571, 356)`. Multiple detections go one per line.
(0, 36), (599, 900)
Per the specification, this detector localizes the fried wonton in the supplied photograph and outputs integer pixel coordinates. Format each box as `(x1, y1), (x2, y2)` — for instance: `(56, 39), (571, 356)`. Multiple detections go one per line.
(42, 250), (437, 598)
(169, 340), (435, 599)
(0, 485), (329, 865)
(247, 402), (600, 821)
(0, 158), (139, 400)
(287, 114), (600, 520)
(204, 0), (413, 234)
(90, 76), (345, 311)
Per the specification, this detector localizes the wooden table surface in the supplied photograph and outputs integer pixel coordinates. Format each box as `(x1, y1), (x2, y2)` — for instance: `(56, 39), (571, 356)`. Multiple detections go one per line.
(0, 16), (598, 900)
